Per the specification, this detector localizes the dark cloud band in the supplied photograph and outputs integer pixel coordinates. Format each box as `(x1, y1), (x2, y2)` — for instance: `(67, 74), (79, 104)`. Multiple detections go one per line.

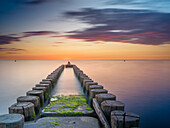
(65, 8), (170, 45)
(0, 36), (20, 45)
(0, 31), (57, 45)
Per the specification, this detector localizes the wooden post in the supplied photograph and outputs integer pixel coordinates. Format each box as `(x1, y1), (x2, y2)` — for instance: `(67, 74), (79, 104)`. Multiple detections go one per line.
(90, 89), (108, 101)
(0, 114), (24, 128)
(32, 87), (47, 101)
(83, 79), (93, 87)
(42, 79), (54, 86)
(89, 85), (103, 92)
(96, 93), (116, 106)
(85, 82), (98, 93)
(80, 76), (89, 84)
(36, 84), (50, 94)
(17, 96), (40, 114)
(88, 85), (103, 96)
(111, 110), (140, 128)
(93, 98), (110, 128)
(26, 90), (44, 106)
(101, 100), (125, 121)
(46, 75), (57, 82)
(9, 102), (35, 121)
(40, 81), (52, 90)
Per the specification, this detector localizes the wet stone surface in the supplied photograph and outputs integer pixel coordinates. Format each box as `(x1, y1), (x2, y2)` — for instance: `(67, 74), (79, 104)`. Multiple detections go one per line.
(41, 95), (94, 116)
(24, 116), (100, 128)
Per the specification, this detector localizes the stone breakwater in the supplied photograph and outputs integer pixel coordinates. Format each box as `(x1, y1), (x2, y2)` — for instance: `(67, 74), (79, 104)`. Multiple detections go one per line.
(0, 64), (140, 128)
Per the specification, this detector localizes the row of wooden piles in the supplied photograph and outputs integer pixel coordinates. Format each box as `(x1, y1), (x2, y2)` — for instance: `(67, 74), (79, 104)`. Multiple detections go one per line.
(73, 65), (140, 128)
(8, 65), (64, 122)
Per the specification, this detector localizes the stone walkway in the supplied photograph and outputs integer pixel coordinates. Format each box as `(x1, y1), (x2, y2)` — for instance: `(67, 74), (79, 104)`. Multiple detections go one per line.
(24, 117), (100, 128)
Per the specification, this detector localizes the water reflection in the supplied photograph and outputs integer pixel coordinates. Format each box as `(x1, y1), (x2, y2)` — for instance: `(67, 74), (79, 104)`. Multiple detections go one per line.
(0, 60), (170, 128)
(71, 60), (170, 128)
(51, 68), (83, 96)
(0, 60), (67, 114)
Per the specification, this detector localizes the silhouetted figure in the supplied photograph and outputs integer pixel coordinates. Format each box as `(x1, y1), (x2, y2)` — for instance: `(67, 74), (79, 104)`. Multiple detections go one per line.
(66, 61), (73, 68)
(68, 61), (71, 65)
(14, 60), (16, 62)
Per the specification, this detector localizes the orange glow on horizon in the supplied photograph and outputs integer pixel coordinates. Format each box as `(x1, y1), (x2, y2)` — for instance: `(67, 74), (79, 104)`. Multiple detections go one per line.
(0, 37), (170, 60)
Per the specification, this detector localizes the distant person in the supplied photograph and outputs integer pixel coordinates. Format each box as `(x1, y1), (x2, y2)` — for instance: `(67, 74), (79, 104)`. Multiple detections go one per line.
(68, 61), (71, 65)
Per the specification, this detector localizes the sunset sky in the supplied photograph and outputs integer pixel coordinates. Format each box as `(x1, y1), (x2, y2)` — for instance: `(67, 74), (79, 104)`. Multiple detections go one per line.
(0, 0), (170, 60)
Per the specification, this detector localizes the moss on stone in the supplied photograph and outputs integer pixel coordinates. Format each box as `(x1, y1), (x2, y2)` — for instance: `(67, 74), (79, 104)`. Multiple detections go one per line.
(44, 95), (92, 115)
(86, 107), (93, 111)
(49, 118), (61, 126)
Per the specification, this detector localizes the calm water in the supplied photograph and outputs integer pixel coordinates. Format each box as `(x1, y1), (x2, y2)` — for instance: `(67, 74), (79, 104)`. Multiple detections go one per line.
(0, 60), (170, 128)
(51, 68), (83, 96)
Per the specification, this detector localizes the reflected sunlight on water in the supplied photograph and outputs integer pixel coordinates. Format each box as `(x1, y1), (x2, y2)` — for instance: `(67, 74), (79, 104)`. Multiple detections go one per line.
(51, 68), (83, 96)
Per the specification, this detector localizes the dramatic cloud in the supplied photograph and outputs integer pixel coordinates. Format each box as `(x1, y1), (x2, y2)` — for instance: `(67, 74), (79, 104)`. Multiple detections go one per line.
(22, 31), (58, 37)
(15, 0), (55, 5)
(0, 31), (58, 45)
(6, 52), (21, 54)
(107, 0), (170, 13)
(0, 47), (26, 54)
(65, 8), (170, 45)
(0, 48), (25, 51)
(15, 0), (70, 5)
(0, 35), (20, 45)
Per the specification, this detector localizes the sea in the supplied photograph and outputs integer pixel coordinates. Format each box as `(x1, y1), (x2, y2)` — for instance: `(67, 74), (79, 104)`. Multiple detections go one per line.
(0, 60), (170, 128)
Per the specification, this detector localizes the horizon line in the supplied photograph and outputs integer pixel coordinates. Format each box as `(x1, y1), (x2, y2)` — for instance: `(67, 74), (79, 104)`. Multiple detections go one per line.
(0, 59), (170, 61)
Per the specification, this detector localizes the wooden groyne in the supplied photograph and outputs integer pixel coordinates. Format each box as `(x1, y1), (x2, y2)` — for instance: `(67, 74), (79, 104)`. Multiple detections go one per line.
(73, 65), (140, 128)
(0, 63), (140, 128)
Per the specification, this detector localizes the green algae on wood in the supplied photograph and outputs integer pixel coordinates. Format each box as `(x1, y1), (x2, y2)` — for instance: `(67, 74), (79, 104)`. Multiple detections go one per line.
(43, 95), (93, 115)
(30, 112), (36, 121)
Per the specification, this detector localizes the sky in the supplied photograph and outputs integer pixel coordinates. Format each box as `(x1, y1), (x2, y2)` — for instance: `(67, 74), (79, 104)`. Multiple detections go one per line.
(0, 0), (170, 60)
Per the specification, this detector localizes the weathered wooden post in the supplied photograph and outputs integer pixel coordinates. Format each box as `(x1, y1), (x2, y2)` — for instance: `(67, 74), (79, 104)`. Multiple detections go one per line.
(40, 80), (52, 85)
(80, 76), (89, 84)
(36, 84), (50, 95)
(46, 75), (57, 82)
(9, 102), (35, 121)
(32, 86), (47, 101)
(0, 114), (24, 128)
(42, 79), (55, 87)
(83, 79), (93, 87)
(76, 71), (83, 77)
(96, 93), (116, 106)
(17, 96), (40, 114)
(101, 100), (125, 121)
(81, 77), (91, 85)
(40, 81), (52, 90)
(90, 89), (108, 101)
(80, 76), (90, 84)
(82, 79), (91, 89)
(89, 85), (103, 93)
(26, 90), (44, 106)
(42, 78), (53, 83)
(92, 98), (110, 128)
(85, 82), (98, 94)
(111, 110), (140, 128)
